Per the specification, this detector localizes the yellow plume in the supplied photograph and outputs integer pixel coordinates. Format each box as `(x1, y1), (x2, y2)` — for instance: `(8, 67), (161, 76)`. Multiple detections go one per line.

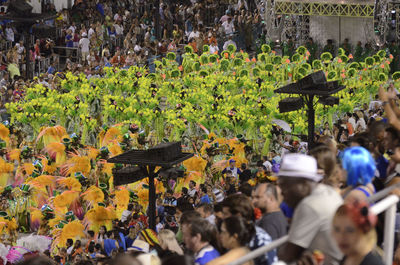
(183, 155), (207, 172)
(85, 205), (116, 232)
(108, 143), (122, 157)
(87, 147), (100, 160)
(53, 190), (79, 210)
(53, 220), (85, 247)
(57, 177), (82, 192)
(22, 163), (35, 175)
(81, 186), (104, 204)
(0, 158), (13, 173)
(0, 124), (9, 145)
(28, 175), (56, 188)
(44, 142), (66, 165)
(8, 149), (21, 163)
(114, 188), (129, 210)
(6, 218), (17, 234)
(101, 162), (114, 176)
(37, 126), (67, 146)
(30, 208), (43, 226)
(42, 158), (57, 174)
(102, 127), (121, 146)
(61, 156), (91, 177)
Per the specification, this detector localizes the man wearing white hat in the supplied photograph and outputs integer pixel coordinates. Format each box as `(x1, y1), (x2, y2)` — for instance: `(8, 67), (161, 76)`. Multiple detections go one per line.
(79, 32), (90, 63)
(277, 153), (343, 265)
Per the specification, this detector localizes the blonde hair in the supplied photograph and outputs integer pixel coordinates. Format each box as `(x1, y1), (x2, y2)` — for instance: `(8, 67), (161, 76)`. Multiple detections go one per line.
(157, 229), (183, 255)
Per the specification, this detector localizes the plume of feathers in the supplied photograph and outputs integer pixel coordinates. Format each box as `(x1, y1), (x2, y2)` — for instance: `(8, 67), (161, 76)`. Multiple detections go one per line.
(101, 127), (121, 147)
(60, 155), (91, 177)
(53, 191), (80, 213)
(36, 126), (67, 146)
(44, 143), (66, 165)
(0, 124), (9, 146)
(52, 220), (85, 248)
(84, 205), (116, 232)
(81, 186), (104, 204)
(8, 149), (21, 163)
(57, 177), (82, 192)
(16, 235), (52, 253)
(0, 243), (10, 264)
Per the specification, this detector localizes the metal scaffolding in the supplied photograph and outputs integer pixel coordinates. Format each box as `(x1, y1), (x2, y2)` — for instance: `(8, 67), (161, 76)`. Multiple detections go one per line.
(274, 1), (375, 17)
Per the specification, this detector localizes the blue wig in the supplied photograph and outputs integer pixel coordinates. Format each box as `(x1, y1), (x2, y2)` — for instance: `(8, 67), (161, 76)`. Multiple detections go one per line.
(342, 146), (376, 186)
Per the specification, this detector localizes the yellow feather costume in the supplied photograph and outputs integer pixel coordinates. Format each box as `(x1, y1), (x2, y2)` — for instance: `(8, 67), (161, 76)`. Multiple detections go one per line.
(52, 220), (85, 248)
(101, 127), (121, 147)
(37, 126), (67, 147)
(84, 205), (116, 232)
(81, 186), (104, 204)
(53, 191), (80, 214)
(42, 158), (58, 174)
(108, 142), (122, 157)
(8, 149), (21, 163)
(0, 158), (13, 186)
(114, 188), (129, 218)
(44, 142), (67, 165)
(87, 147), (100, 160)
(61, 156), (91, 177)
(57, 177), (82, 192)
(183, 155), (207, 172)
(0, 124), (9, 146)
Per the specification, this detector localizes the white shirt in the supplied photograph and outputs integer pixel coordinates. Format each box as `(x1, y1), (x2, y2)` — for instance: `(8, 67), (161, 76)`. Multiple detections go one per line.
(188, 30), (199, 41)
(348, 117), (356, 130)
(68, 25), (76, 34)
(222, 20), (235, 35)
(114, 24), (124, 35)
(289, 184), (343, 264)
(356, 118), (367, 132)
(263, 161), (272, 171)
(206, 214), (216, 225)
(121, 210), (132, 222)
(5, 27), (14, 42)
(209, 44), (219, 54)
(67, 246), (74, 255)
(88, 28), (95, 39)
(79, 37), (90, 53)
(188, 188), (197, 198)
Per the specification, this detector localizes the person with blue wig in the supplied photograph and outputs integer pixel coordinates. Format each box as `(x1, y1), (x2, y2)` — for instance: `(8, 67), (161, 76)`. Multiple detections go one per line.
(341, 146), (377, 202)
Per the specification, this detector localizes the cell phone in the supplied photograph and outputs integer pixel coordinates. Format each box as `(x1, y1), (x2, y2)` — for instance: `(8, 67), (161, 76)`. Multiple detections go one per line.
(387, 149), (394, 156)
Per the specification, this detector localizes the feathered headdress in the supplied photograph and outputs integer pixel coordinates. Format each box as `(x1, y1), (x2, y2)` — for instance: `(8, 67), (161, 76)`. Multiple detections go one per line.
(101, 127), (121, 147)
(81, 186), (104, 205)
(51, 220), (85, 248)
(87, 147), (100, 160)
(8, 149), (21, 163)
(0, 124), (9, 146)
(183, 155), (207, 172)
(44, 142), (66, 165)
(37, 126), (67, 146)
(0, 158), (13, 187)
(60, 155), (91, 177)
(57, 177), (82, 192)
(53, 191), (80, 213)
(114, 188), (129, 217)
(16, 235), (52, 253)
(84, 205), (116, 232)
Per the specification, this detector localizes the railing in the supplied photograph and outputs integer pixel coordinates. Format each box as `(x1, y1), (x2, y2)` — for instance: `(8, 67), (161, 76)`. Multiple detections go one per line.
(228, 184), (400, 265)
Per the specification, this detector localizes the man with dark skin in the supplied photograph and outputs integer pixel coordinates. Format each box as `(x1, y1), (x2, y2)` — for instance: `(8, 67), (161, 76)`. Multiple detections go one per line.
(277, 153), (343, 265)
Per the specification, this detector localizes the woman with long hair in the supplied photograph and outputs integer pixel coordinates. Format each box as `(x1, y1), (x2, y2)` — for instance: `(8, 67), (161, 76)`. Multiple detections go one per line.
(158, 229), (184, 255)
(208, 216), (255, 265)
(97, 225), (108, 244)
(332, 200), (383, 265)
